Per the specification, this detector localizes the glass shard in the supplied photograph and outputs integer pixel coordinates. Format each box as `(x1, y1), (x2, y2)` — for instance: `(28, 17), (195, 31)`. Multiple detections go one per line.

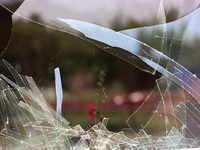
(1, 0), (200, 149)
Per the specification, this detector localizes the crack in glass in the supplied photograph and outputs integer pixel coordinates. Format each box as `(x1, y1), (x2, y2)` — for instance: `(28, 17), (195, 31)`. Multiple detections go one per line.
(0, 0), (200, 149)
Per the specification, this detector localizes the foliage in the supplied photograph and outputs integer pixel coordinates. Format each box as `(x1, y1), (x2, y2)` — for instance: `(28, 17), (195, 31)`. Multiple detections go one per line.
(87, 70), (106, 125)
(3, 19), (161, 91)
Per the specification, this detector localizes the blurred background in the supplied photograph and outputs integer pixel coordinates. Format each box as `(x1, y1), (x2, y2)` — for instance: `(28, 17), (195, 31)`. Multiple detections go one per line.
(1, 0), (200, 134)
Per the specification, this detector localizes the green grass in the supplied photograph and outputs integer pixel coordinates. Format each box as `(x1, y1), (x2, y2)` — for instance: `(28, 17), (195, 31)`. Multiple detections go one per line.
(62, 110), (130, 131)
(62, 110), (169, 135)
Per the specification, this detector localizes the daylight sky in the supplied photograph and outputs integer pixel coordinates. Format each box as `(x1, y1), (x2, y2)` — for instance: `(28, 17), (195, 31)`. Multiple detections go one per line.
(13, 0), (200, 28)
(0, 0), (198, 40)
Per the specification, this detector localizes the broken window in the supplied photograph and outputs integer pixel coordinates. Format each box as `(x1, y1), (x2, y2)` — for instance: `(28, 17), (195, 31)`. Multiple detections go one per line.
(0, 0), (200, 149)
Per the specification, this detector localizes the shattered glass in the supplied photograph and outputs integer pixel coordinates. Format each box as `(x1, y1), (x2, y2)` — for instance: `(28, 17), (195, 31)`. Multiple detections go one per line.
(0, 0), (200, 149)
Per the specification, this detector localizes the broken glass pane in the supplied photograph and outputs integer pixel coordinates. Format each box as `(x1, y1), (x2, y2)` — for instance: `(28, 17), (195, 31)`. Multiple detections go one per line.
(1, 0), (200, 149)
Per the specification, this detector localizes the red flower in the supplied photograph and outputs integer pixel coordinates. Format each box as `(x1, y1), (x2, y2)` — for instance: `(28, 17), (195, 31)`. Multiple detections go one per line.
(99, 115), (103, 122)
(87, 104), (95, 119)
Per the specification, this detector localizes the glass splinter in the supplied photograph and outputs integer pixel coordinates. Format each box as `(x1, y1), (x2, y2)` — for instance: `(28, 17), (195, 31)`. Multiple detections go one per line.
(1, 0), (200, 149)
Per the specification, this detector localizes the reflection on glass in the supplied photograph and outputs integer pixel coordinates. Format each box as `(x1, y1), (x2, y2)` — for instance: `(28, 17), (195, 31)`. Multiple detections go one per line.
(0, 0), (200, 149)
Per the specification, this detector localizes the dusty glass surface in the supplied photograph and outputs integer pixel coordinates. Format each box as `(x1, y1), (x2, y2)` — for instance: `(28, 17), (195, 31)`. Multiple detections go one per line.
(0, 0), (200, 149)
